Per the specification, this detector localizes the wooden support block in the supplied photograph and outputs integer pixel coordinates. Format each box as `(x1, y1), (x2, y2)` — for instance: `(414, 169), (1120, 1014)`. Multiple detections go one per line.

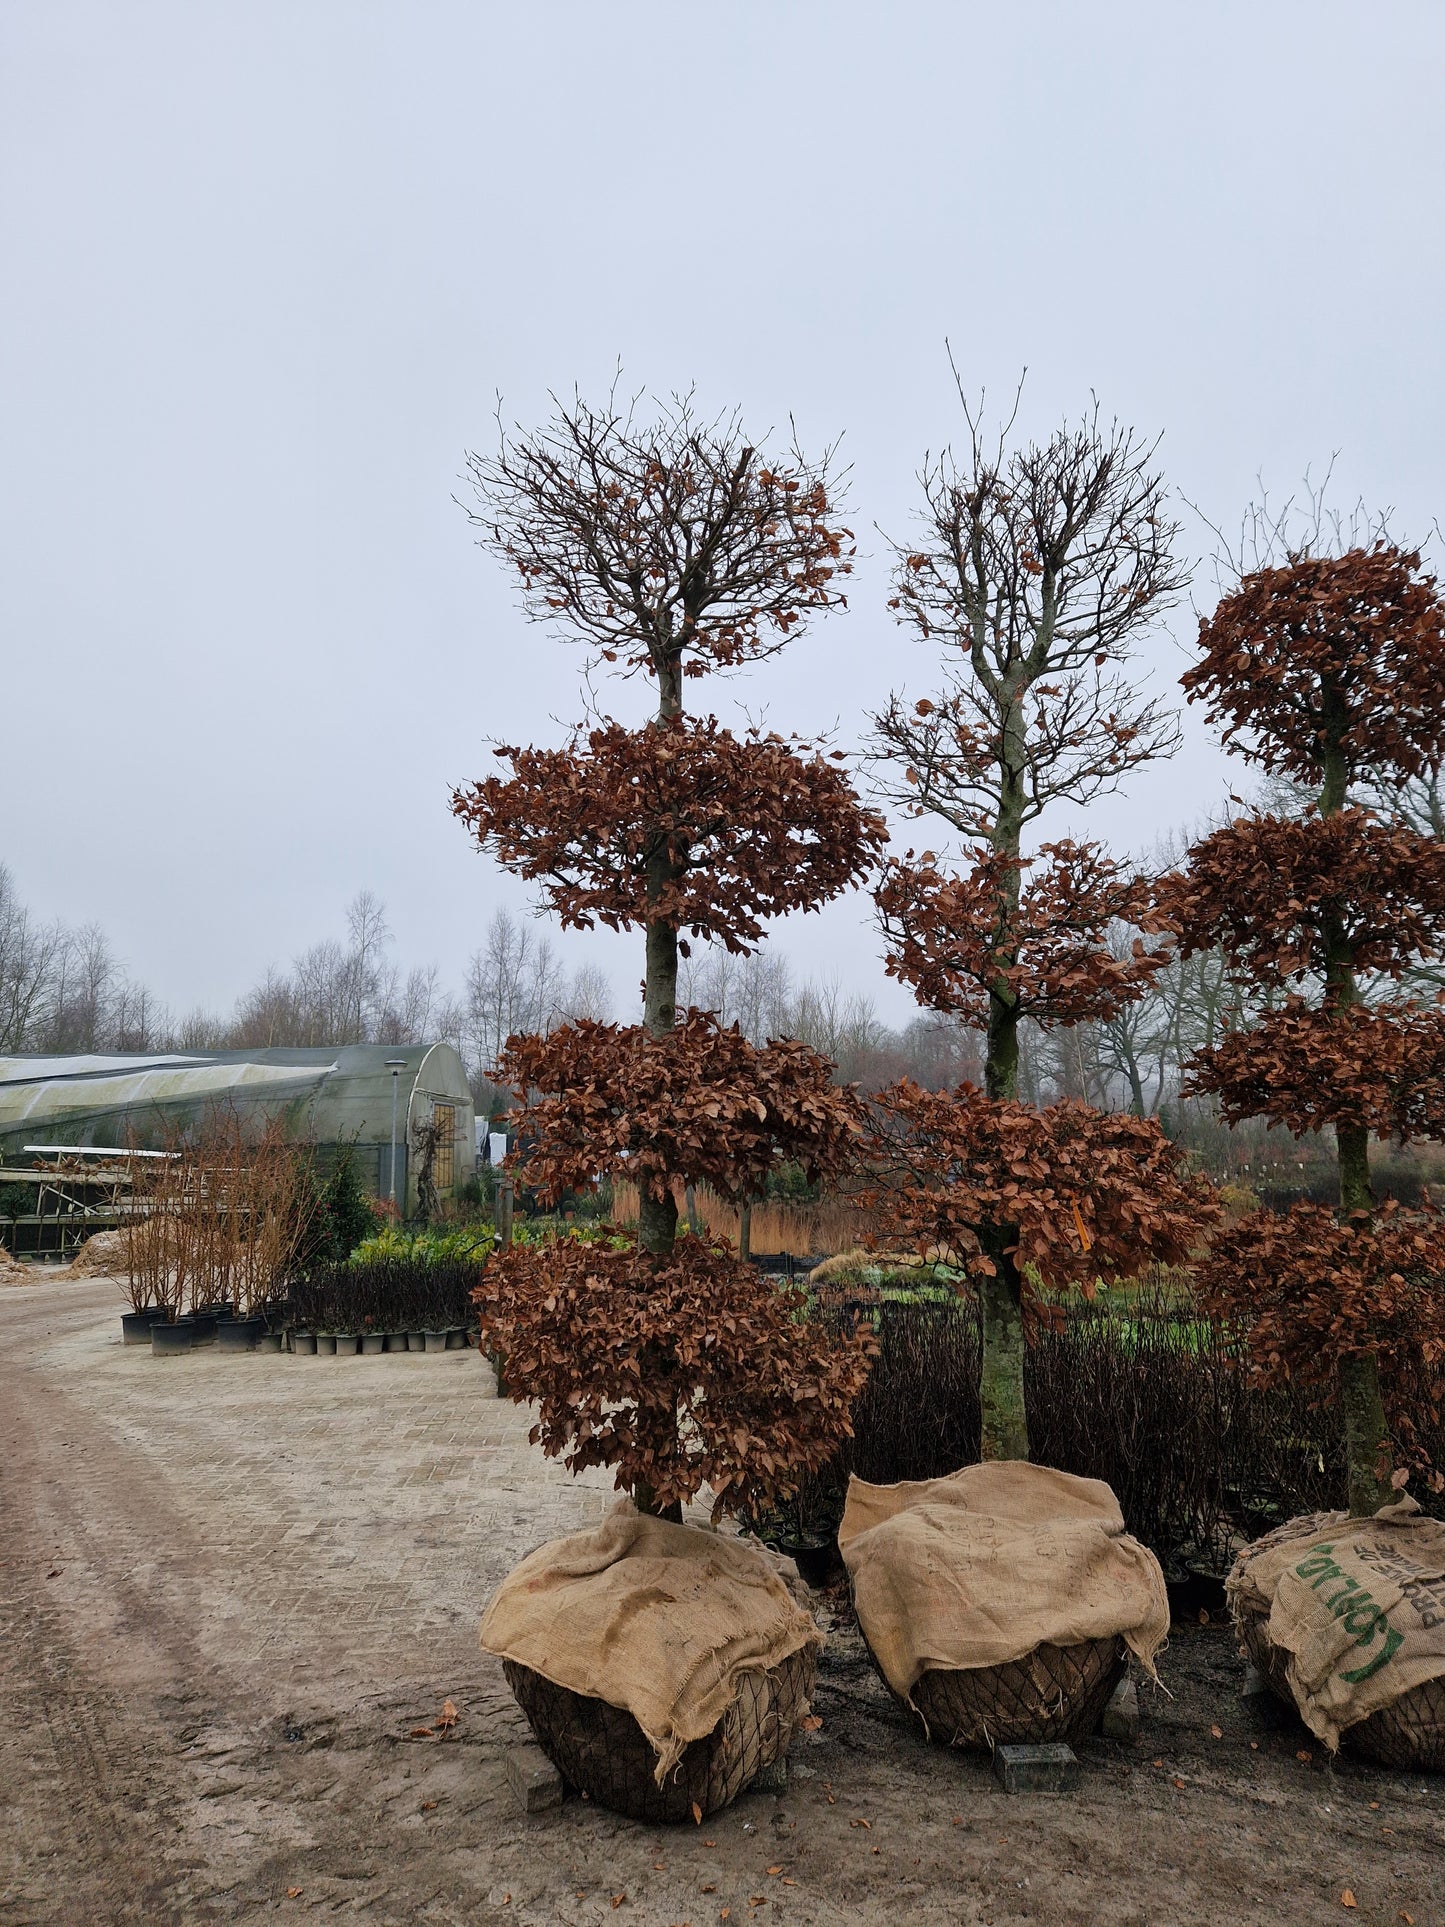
(1100, 1675), (1140, 1742)
(993, 1743), (1080, 1794)
(1240, 1662), (1272, 1702)
(506, 1742), (563, 1814)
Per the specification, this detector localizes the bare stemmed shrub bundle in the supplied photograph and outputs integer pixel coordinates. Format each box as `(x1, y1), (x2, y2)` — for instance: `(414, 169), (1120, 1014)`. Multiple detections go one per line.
(455, 386), (882, 1517)
(122, 1112), (318, 1318)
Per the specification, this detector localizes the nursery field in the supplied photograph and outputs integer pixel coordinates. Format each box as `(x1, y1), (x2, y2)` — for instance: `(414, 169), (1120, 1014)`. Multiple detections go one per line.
(2, 1271), (1442, 1927)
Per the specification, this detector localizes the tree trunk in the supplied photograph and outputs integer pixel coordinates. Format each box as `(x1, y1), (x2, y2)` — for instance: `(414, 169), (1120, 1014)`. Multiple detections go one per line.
(638, 897), (681, 1261)
(979, 1226), (1028, 1461)
(1321, 725), (1390, 1516)
(978, 731), (1029, 1460)
(1339, 1353), (1390, 1519)
(634, 668), (684, 1510)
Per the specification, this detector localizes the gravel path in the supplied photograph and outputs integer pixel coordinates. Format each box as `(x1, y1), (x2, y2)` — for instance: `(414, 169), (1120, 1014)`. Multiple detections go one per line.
(2, 1274), (1441, 1925)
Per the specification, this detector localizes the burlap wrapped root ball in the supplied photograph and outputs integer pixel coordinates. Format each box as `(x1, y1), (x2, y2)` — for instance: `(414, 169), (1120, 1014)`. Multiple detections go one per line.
(481, 1504), (822, 1822)
(839, 1463), (1170, 1749)
(1228, 1498), (1445, 1772)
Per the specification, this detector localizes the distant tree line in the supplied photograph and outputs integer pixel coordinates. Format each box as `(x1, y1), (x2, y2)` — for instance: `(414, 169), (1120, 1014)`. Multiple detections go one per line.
(6, 742), (1437, 1175)
(0, 873), (977, 1118)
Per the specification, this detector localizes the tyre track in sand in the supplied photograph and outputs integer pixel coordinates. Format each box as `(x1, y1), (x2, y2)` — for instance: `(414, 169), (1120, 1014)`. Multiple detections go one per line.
(0, 1314), (240, 1923)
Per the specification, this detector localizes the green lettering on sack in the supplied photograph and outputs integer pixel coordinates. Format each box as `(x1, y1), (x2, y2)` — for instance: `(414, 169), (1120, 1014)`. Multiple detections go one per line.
(1323, 1577), (1364, 1612)
(1341, 1621), (1403, 1684)
(1296, 1547), (1338, 1580)
(1339, 1598), (1383, 1638)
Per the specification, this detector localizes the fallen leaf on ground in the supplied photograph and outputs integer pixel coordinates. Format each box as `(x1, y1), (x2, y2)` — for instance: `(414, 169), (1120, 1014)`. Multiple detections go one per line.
(1369, 1802), (1380, 1810)
(1297, 1750), (1313, 1763)
(1171, 1777), (1186, 1789)
(691, 1801), (703, 1824)
(1249, 1741), (1259, 1750)
(409, 1728), (434, 1739)
(1151, 1758), (1163, 1768)
(435, 1698), (459, 1732)
(420, 1801), (437, 1813)
(286, 1891), (302, 1900)
(1198, 1609), (1210, 1624)
(1341, 1894), (1357, 1910)
(610, 1896), (625, 1910)
(45, 1568), (61, 1579)
(701, 1883), (716, 1893)
(767, 1866), (783, 1876)
(1210, 1725), (1223, 1739)
(849, 1817), (871, 1829)
(799, 1715), (822, 1731)
(1400, 1912), (1415, 1923)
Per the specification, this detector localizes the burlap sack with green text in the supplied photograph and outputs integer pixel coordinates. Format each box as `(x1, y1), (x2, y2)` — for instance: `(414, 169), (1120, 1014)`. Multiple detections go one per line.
(1228, 1497), (1445, 1751)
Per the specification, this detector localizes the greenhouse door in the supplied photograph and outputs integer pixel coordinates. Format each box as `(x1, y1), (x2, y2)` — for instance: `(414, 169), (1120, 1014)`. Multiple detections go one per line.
(432, 1104), (455, 1193)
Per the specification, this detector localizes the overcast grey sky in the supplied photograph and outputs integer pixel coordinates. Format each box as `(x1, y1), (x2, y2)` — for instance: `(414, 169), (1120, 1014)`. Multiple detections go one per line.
(3, 2), (1443, 1027)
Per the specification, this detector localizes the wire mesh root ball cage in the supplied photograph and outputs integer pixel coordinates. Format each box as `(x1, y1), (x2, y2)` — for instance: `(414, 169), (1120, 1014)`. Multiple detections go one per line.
(880, 1634), (1126, 1750)
(1235, 1597), (1445, 1773)
(503, 1644), (816, 1822)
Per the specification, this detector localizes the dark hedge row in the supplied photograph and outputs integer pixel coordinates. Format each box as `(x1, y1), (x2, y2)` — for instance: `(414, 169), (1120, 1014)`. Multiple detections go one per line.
(290, 1257), (480, 1334)
(770, 1293), (1441, 1572)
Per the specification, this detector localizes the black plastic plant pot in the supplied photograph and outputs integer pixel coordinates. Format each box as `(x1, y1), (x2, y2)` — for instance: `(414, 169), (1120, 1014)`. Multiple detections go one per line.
(361, 1332), (385, 1355)
(779, 1537), (843, 1590)
(152, 1322), (194, 1357)
(121, 1311), (164, 1345)
(383, 1331), (408, 1352)
(333, 1332), (359, 1355)
(424, 1330), (449, 1354)
(189, 1312), (219, 1344)
(292, 1331), (318, 1355)
(315, 1333), (336, 1355)
(407, 1331), (427, 1352)
(258, 1330), (283, 1352)
(1164, 1565), (1228, 1619)
(445, 1327), (468, 1349)
(217, 1320), (259, 1354)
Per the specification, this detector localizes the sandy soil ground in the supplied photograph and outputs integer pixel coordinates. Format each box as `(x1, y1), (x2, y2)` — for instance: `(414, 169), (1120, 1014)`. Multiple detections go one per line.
(1, 1274), (1441, 1926)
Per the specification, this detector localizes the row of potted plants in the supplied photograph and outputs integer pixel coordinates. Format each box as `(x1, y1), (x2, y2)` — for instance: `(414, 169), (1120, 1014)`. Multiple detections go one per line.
(122, 1301), (475, 1357)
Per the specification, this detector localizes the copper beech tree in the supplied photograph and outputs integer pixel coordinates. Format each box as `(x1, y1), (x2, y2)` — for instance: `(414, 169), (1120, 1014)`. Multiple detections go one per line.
(870, 385), (1210, 1460)
(453, 389), (883, 1517)
(1164, 544), (1445, 1514)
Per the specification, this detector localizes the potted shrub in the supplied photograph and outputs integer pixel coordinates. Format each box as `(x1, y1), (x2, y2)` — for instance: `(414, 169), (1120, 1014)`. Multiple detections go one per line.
(453, 388), (880, 1818)
(1166, 536), (1445, 1766)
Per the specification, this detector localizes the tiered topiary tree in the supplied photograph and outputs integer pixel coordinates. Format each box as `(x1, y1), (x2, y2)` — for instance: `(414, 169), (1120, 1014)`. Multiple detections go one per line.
(869, 392), (1216, 1460)
(1165, 543), (1445, 1514)
(451, 389), (883, 1519)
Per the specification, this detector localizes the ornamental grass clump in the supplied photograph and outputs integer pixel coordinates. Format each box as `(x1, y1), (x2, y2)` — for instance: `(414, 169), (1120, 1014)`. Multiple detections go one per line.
(1166, 540), (1445, 1515)
(452, 388), (882, 1520)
